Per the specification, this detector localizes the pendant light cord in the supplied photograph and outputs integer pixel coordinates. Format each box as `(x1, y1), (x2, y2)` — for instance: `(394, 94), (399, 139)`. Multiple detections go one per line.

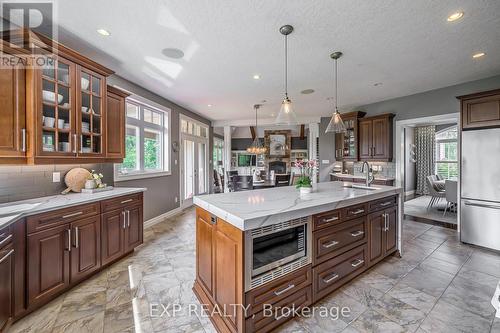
(284, 34), (288, 98)
(334, 58), (338, 112)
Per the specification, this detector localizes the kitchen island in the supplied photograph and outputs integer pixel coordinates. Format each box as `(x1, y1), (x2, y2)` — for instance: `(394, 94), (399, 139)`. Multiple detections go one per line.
(193, 181), (403, 333)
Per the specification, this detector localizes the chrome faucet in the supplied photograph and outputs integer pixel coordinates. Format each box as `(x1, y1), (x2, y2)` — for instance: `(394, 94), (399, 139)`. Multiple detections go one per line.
(361, 161), (374, 187)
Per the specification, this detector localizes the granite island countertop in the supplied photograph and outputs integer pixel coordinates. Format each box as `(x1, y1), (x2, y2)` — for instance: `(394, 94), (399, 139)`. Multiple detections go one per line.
(194, 181), (402, 231)
(0, 187), (146, 229)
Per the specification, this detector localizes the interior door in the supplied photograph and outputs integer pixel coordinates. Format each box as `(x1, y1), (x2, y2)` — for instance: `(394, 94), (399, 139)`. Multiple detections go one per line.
(181, 137), (208, 208)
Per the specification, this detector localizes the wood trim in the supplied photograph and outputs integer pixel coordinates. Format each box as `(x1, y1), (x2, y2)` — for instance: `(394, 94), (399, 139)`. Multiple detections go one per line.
(106, 85), (131, 98)
(456, 88), (500, 100)
(299, 124), (305, 140)
(250, 126), (256, 141)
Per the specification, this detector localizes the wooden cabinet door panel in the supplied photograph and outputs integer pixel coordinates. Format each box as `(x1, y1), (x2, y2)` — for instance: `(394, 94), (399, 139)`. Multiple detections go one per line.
(367, 211), (385, 264)
(71, 216), (101, 283)
(462, 96), (500, 129)
(125, 205), (143, 252)
(27, 224), (70, 306)
(0, 243), (14, 329)
(101, 210), (125, 266)
(358, 120), (372, 160)
(384, 207), (398, 254)
(196, 208), (214, 297)
(105, 89), (126, 159)
(372, 118), (389, 159)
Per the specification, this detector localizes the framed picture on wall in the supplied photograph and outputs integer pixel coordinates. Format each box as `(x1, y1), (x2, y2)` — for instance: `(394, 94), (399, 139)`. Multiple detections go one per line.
(265, 130), (291, 158)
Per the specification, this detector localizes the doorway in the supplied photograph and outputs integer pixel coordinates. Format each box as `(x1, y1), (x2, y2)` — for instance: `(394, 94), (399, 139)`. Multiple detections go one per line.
(180, 116), (209, 208)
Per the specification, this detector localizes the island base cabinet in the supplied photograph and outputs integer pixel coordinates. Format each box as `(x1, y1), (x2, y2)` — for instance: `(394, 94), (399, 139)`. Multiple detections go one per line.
(27, 225), (70, 307)
(368, 206), (398, 266)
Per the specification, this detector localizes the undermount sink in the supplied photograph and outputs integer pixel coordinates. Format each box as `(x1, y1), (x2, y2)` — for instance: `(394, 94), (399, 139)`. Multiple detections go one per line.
(343, 184), (381, 191)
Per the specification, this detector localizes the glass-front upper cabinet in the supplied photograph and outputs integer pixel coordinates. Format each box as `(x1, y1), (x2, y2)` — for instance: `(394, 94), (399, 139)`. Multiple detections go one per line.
(77, 67), (105, 156)
(39, 57), (76, 156)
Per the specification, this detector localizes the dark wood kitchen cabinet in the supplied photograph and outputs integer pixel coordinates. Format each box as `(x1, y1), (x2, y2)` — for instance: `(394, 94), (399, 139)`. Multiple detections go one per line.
(359, 113), (394, 161)
(458, 89), (500, 130)
(334, 111), (365, 161)
(101, 209), (126, 266)
(106, 86), (130, 160)
(70, 216), (101, 283)
(0, 48), (26, 164)
(27, 224), (70, 307)
(124, 205), (143, 252)
(367, 205), (397, 266)
(0, 230), (15, 331)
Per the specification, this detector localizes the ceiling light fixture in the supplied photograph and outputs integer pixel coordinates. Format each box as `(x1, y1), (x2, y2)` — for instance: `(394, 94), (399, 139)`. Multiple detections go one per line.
(472, 52), (486, 59)
(325, 52), (347, 134)
(275, 25), (298, 125)
(162, 48), (185, 59)
(447, 11), (464, 22)
(97, 29), (111, 36)
(253, 74), (261, 80)
(373, 82), (383, 87)
(247, 104), (267, 155)
(301, 89), (315, 94)
(207, 104), (212, 107)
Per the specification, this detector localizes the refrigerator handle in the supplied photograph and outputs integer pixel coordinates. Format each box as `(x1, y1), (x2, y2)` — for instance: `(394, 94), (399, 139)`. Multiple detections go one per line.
(464, 201), (500, 210)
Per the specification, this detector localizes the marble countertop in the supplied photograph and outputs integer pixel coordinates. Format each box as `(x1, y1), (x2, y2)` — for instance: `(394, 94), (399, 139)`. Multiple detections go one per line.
(330, 173), (395, 181)
(0, 187), (147, 229)
(194, 181), (402, 231)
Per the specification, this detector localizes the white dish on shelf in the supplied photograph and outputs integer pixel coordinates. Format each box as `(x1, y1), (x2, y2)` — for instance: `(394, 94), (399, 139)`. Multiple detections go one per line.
(81, 77), (90, 90)
(82, 147), (92, 153)
(81, 106), (89, 113)
(44, 117), (56, 128)
(42, 90), (63, 104)
(60, 102), (70, 108)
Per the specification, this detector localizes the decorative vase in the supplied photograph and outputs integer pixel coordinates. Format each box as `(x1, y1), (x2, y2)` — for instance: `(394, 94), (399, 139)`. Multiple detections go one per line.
(85, 179), (97, 190)
(299, 186), (313, 194)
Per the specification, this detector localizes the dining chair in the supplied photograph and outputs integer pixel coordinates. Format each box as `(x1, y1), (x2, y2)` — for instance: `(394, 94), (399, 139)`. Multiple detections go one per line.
(275, 174), (291, 187)
(226, 171), (238, 192)
(232, 175), (253, 191)
(426, 175), (445, 211)
(443, 180), (458, 216)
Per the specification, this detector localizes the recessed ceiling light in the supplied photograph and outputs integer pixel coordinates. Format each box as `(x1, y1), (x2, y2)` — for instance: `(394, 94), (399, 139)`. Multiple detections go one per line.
(162, 48), (184, 59)
(301, 89), (315, 94)
(207, 104), (212, 107)
(97, 29), (111, 36)
(270, 113), (275, 117)
(253, 74), (261, 80)
(260, 100), (267, 103)
(373, 82), (383, 87)
(447, 11), (464, 22)
(472, 52), (486, 59)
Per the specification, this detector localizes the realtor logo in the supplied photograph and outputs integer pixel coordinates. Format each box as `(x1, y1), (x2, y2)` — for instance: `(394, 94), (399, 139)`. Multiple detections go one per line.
(1, 1), (56, 52)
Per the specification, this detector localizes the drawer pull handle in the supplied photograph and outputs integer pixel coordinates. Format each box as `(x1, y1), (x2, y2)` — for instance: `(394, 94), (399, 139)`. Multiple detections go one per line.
(62, 211), (83, 219)
(323, 240), (339, 248)
(350, 230), (364, 237)
(351, 259), (365, 267)
(121, 199), (133, 204)
(0, 234), (12, 247)
(274, 284), (295, 296)
(351, 209), (365, 215)
(324, 216), (339, 223)
(323, 273), (339, 284)
(380, 201), (392, 207)
(0, 249), (14, 264)
(122, 211), (127, 229)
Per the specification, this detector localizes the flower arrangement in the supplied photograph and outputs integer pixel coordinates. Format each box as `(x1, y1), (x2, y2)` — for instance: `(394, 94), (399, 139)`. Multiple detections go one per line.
(89, 170), (105, 188)
(294, 159), (317, 191)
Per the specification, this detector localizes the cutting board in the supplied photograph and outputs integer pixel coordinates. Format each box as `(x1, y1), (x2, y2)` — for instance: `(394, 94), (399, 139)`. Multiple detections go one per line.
(62, 167), (91, 194)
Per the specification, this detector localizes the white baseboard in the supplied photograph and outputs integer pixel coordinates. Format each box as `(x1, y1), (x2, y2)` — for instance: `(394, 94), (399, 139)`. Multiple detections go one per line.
(144, 207), (183, 229)
(405, 190), (415, 196)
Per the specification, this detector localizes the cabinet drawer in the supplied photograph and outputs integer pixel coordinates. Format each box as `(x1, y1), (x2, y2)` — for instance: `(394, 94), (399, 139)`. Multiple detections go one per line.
(245, 285), (312, 333)
(245, 265), (311, 317)
(313, 217), (367, 266)
(101, 193), (143, 213)
(369, 196), (396, 212)
(313, 209), (342, 231)
(342, 203), (368, 220)
(27, 203), (100, 234)
(0, 224), (13, 250)
(313, 244), (367, 302)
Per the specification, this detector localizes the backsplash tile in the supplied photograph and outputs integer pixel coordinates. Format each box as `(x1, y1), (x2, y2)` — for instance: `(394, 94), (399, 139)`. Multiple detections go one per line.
(353, 162), (395, 179)
(0, 163), (114, 203)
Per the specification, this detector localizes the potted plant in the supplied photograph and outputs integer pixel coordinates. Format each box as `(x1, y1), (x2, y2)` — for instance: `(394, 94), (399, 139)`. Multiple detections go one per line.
(85, 170), (105, 189)
(294, 159), (317, 194)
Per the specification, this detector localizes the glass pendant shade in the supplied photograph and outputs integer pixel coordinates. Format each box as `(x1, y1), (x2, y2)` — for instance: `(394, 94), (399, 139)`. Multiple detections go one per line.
(325, 109), (347, 133)
(275, 97), (298, 125)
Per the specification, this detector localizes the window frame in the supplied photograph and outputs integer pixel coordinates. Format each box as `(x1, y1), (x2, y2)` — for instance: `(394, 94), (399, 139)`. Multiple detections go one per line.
(114, 96), (171, 182)
(435, 126), (458, 179)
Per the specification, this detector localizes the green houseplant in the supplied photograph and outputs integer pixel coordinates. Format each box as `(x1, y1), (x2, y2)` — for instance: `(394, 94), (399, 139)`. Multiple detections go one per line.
(294, 159), (317, 194)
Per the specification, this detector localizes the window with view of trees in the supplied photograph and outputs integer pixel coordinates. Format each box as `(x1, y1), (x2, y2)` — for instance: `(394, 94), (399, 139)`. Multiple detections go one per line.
(435, 126), (458, 179)
(115, 99), (170, 180)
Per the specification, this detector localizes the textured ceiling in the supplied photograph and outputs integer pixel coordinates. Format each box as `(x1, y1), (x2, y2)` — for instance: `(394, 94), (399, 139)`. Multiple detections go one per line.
(54, 0), (500, 122)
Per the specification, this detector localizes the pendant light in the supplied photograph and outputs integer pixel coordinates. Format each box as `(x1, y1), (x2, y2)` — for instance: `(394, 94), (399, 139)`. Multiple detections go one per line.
(275, 25), (298, 125)
(247, 104), (267, 154)
(325, 51), (347, 133)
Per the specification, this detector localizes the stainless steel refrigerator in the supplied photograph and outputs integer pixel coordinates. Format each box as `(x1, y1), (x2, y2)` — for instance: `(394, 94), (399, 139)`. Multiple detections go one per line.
(461, 128), (500, 251)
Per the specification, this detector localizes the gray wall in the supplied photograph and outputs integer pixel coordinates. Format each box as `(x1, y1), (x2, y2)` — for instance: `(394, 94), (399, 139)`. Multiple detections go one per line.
(107, 75), (212, 221)
(318, 117), (337, 182)
(0, 163), (113, 203)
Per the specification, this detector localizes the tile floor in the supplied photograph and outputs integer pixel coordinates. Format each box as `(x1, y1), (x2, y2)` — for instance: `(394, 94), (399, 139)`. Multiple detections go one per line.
(10, 208), (500, 333)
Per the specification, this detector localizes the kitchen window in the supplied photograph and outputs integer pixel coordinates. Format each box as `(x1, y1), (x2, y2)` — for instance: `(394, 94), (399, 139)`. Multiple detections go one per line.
(115, 98), (170, 181)
(435, 125), (458, 179)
